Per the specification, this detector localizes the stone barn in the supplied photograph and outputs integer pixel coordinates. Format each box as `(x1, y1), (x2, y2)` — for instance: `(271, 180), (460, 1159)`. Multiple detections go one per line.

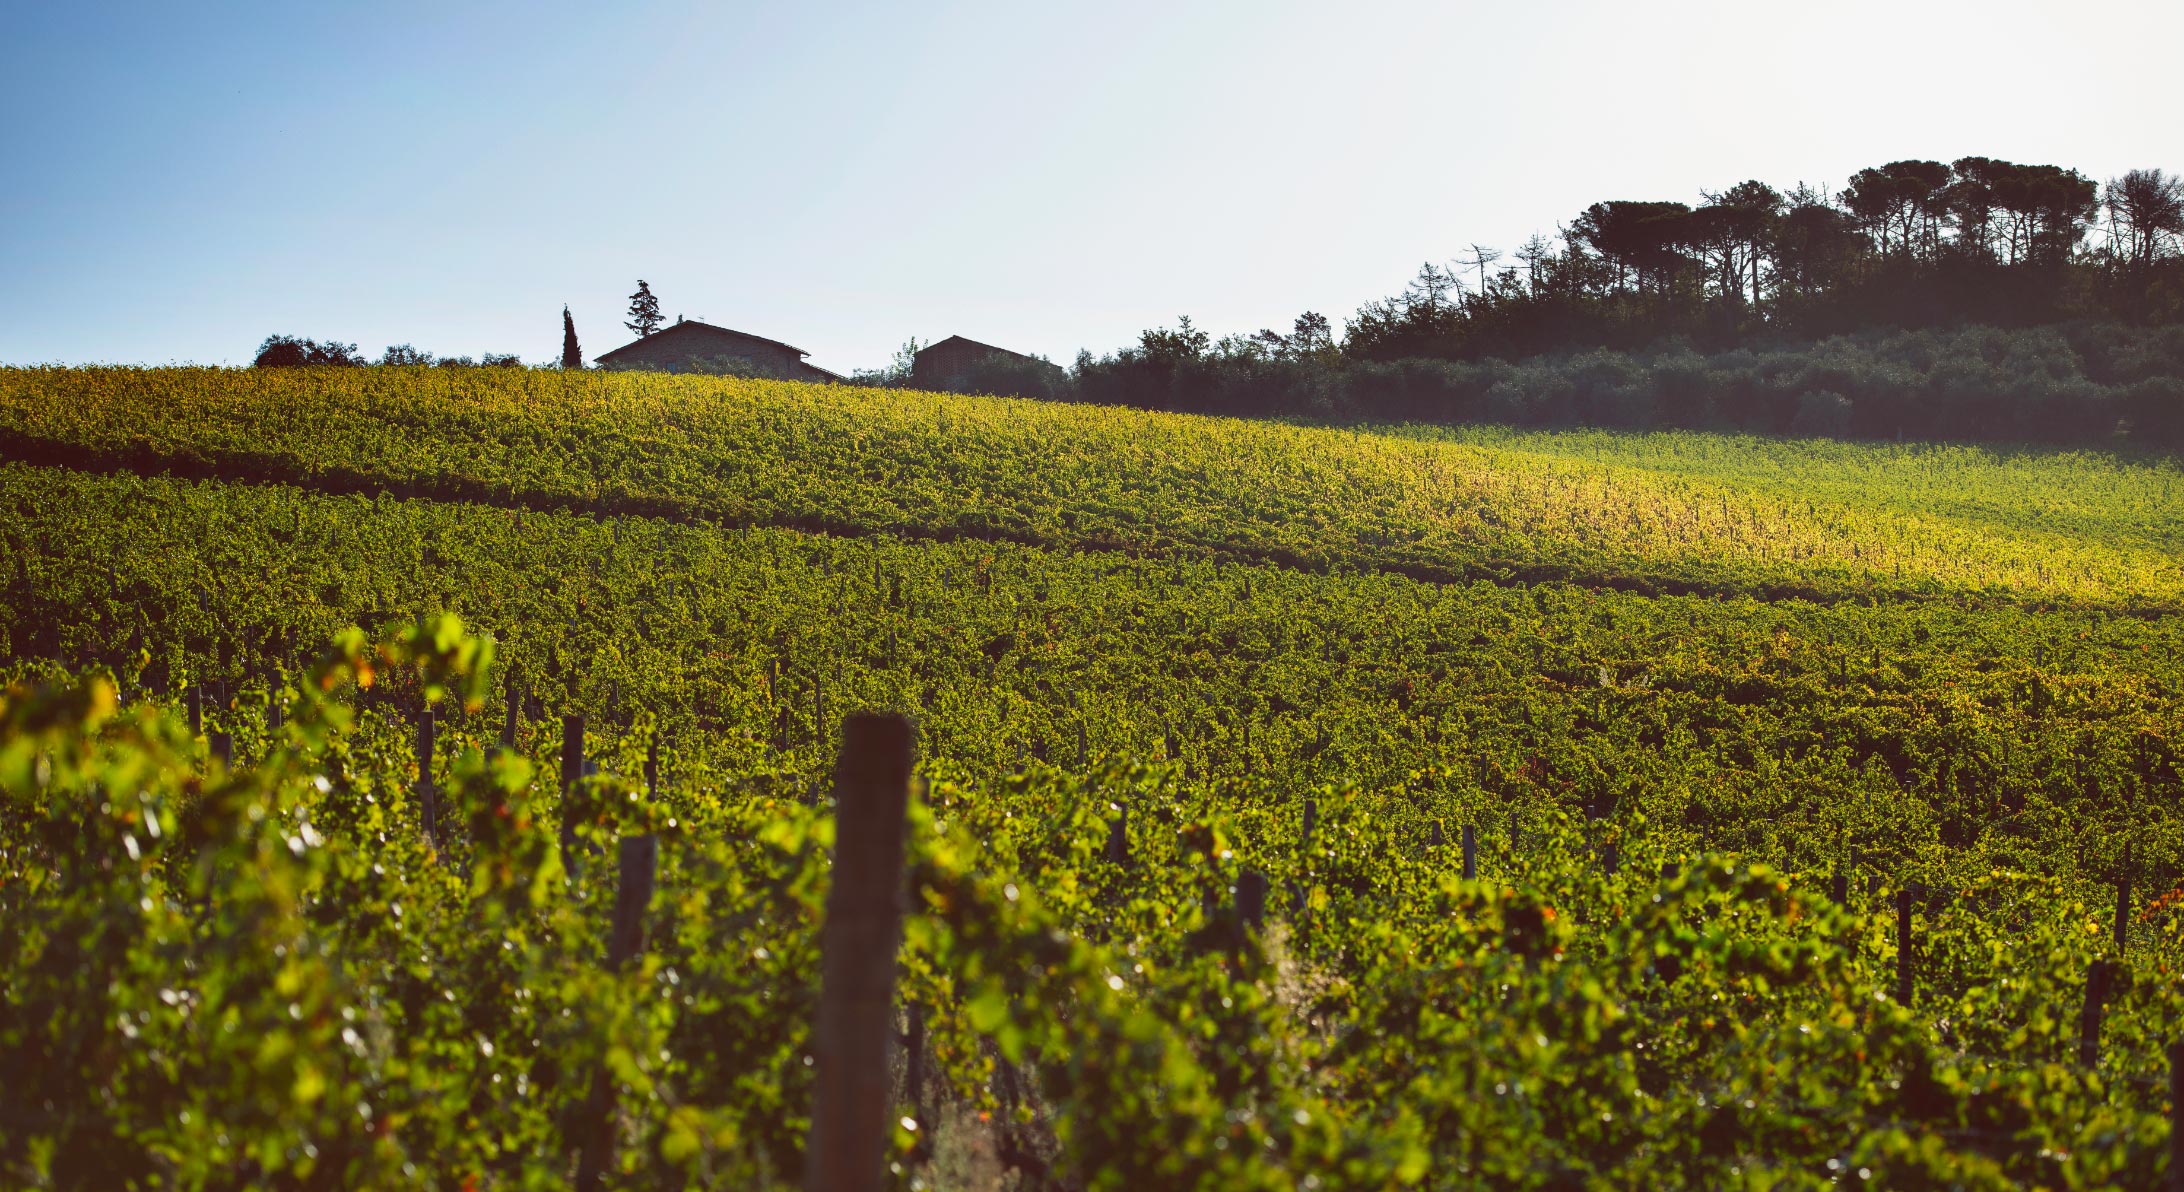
(594, 319), (843, 381)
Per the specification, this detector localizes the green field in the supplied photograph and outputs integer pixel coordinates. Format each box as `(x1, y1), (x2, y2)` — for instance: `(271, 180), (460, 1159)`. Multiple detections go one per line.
(4, 367), (2183, 1188)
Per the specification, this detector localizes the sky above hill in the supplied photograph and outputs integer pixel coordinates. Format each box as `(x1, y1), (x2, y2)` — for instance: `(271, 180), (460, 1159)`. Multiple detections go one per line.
(3, 0), (2180, 373)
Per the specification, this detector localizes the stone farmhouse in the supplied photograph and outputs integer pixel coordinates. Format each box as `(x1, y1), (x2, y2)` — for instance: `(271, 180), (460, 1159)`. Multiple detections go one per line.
(594, 319), (843, 381)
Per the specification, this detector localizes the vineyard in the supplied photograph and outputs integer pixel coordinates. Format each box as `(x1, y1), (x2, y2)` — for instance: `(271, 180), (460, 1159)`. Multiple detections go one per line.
(4, 367), (2184, 1188)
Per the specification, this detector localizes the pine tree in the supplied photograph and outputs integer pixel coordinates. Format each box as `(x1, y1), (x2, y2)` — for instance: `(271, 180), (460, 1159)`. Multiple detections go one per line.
(561, 305), (583, 369)
(625, 281), (663, 339)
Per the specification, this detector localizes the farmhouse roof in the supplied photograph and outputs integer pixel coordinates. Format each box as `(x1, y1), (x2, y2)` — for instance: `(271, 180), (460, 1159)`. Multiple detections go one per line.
(593, 320), (817, 364)
(917, 334), (1037, 362)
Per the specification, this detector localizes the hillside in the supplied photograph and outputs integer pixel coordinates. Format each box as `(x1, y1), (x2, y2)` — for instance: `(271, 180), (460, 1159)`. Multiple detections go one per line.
(5, 367), (2183, 606)
(4, 367), (2183, 1187)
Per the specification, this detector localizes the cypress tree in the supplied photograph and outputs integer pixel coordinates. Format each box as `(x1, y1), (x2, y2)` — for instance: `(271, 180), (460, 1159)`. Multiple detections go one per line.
(561, 305), (583, 369)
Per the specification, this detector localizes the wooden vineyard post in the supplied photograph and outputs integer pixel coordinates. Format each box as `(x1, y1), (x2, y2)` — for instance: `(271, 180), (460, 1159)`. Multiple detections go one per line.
(1831, 868), (1849, 906)
(608, 835), (657, 971)
(904, 1000), (928, 1160)
(210, 729), (233, 772)
(1105, 805), (1129, 867)
(2079, 959), (2114, 1068)
(2117, 843), (2133, 954)
(1235, 870), (1268, 939)
(188, 682), (202, 737)
(1462, 825), (1477, 881)
(560, 715), (585, 876)
(499, 669), (520, 754)
(1895, 887), (1916, 1008)
(1291, 798), (1317, 920)
(1601, 840), (1620, 877)
(573, 833), (659, 1191)
(415, 708), (440, 848)
(768, 659), (782, 754)
(804, 713), (915, 1192)
(644, 729), (660, 799)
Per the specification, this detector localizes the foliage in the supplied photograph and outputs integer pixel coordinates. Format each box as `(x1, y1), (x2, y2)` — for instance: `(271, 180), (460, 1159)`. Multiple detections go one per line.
(3, 368), (2183, 1186)
(849, 339), (924, 389)
(380, 344), (435, 367)
(1073, 321), (2184, 446)
(1329, 156), (2180, 364)
(5, 366), (2182, 607)
(626, 281), (663, 341)
(252, 336), (364, 368)
(1053, 154), (2184, 444)
(4, 616), (2181, 1186)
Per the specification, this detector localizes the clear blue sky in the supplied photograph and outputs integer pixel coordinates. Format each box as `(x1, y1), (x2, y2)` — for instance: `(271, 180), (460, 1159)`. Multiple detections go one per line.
(4, 0), (2179, 372)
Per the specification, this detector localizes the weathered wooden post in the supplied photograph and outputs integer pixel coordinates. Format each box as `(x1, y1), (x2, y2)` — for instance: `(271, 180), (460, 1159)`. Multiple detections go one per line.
(1462, 824), (1477, 881)
(644, 729), (661, 798)
(1235, 870), (1268, 937)
(768, 660), (782, 753)
(1895, 887), (1916, 1007)
(904, 1001), (928, 1151)
(188, 682), (203, 738)
(1831, 868), (1848, 906)
(415, 708), (440, 847)
(1292, 798), (1317, 919)
(1601, 841), (1620, 877)
(804, 714), (916, 1192)
(1105, 806), (1129, 867)
(607, 835), (656, 969)
(560, 715), (585, 875)
(2079, 958), (2114, 1068)
(574, 833), (659, 1191)
(210, 730), (233, 771)
(2116, 844), (2133, 954)
(499, 669), (520, 753)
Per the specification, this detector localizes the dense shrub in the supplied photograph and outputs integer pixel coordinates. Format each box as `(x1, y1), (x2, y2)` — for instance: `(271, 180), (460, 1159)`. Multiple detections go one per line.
(252, 335), (364, 368)
(1064, 321), (2184, 446)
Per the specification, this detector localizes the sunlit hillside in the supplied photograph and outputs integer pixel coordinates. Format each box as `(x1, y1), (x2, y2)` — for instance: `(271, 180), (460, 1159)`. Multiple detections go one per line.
(6, 366), (2182, 606)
